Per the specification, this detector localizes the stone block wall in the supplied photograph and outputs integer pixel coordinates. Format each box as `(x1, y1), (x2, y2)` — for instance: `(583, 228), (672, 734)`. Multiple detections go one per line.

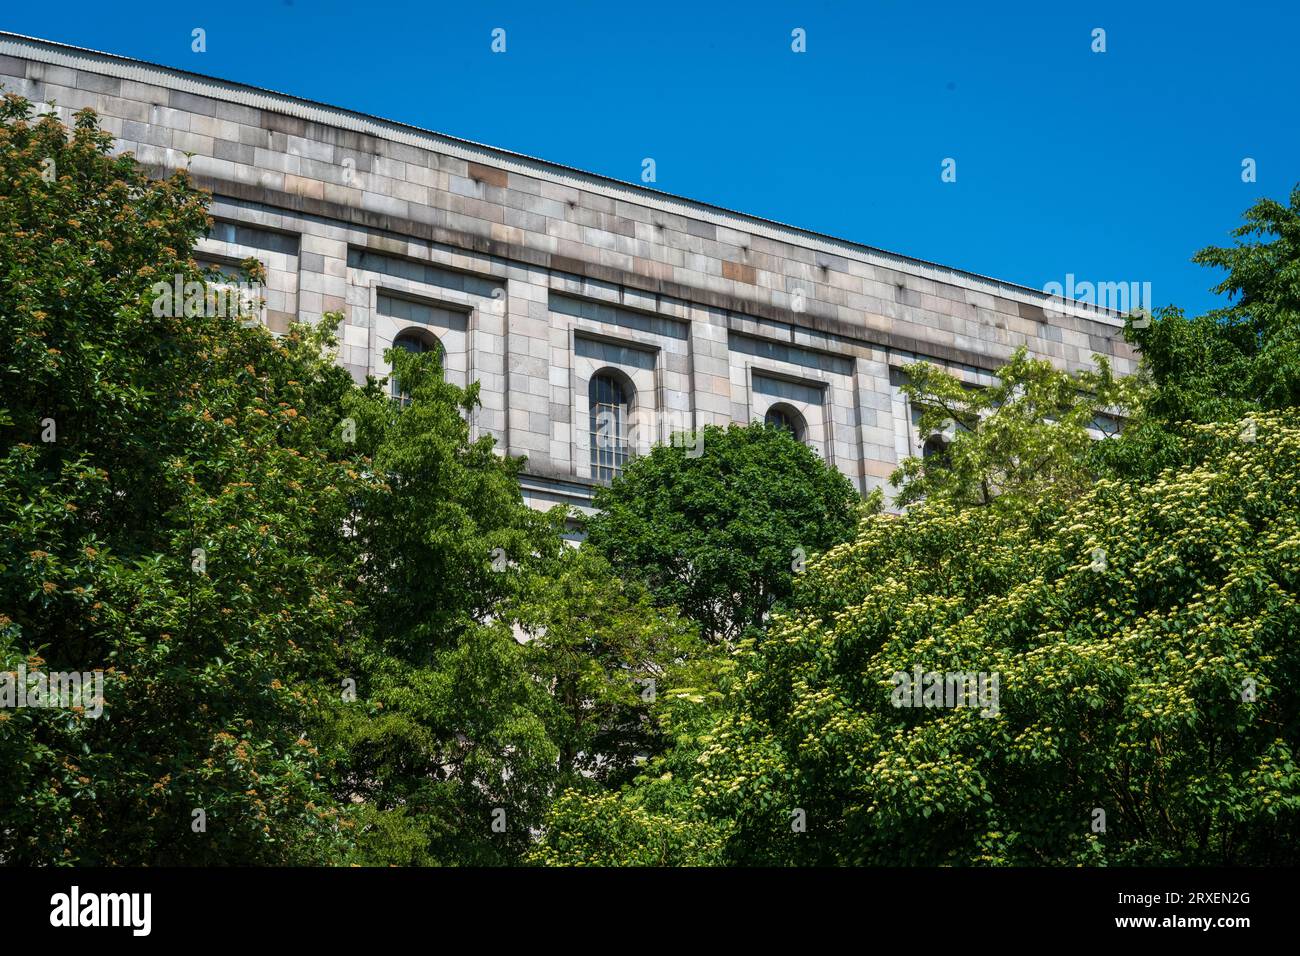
(0, 33), (1138, 512)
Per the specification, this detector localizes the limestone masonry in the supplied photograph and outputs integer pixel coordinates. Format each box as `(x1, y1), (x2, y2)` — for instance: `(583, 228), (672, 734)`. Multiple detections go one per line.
(0, 33), (1137, 514)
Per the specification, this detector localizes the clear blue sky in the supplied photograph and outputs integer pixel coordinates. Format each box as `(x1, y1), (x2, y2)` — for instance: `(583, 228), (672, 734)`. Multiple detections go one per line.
(4, 0), (1297, 316)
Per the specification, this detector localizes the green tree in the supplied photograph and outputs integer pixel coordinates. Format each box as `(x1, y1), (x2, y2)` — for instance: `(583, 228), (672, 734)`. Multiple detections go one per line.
(319, 344), (561, 866)
(0, 100), (724, 867)
(586, 422), (860, 644)
(1140, 186), (1300, 423)
(892, 347), (1140, 516)
(324, 355), (722, 863)
(690, 414), (1300, 864)
(0, 97), (362, 864)
(511, 545), (703, 791)
(528, 614), (734, 866)
(534, 194), (1300, 866)
(529, 785), (726, 867)
(1103, 187), (1300, 480)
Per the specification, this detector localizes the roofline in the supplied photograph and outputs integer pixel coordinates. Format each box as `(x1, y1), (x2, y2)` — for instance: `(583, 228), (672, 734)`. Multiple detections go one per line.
(0, 30), (1126, 325)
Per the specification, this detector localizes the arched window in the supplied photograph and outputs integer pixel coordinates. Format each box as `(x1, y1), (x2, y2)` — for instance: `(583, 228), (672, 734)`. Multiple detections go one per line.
(390, 330), (443, 407)
(922, 433), (951, 465)
(590, 372), (632, 481)
(764, 404), (806, 442)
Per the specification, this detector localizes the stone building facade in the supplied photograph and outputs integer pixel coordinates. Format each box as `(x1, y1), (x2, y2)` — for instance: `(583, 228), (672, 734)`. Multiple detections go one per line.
(0, 33), (1137, 514)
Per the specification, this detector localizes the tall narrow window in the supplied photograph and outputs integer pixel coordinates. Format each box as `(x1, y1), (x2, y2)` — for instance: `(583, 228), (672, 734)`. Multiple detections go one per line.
(390, 330), (442, 407)
(764, 404), (806, 443)
(590, 372), (631, 481)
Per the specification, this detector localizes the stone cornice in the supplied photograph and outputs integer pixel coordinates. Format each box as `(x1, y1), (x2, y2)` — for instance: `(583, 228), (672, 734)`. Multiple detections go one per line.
(1, 30), (1128, 334)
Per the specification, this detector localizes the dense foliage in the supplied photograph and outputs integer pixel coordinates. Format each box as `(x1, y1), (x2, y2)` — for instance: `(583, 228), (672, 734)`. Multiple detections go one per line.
(4, 101), (1297, 868)
(0, 100), (708, 866)
(586, 422), (860, 643)
(534, 191), (1300, 867)
(892, 346), (1140, 516)
(687, 413), (1300, 864)
(1145, 186), (1300, 423)
(0, 97), (361, 863)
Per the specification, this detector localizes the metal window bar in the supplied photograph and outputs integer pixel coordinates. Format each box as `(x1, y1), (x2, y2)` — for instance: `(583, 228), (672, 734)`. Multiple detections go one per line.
(590, 375), (629, 481)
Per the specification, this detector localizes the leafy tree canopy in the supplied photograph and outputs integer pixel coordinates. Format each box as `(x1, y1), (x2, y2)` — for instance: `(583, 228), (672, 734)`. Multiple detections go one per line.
(533, 191), (1300, 867)
(586, 422), (861, 644)
(891, 347), (1141, 517)
(0, 96), (363, 863)
(0, 99), (706, 867)
(692, 412), (1300, 864)
(1140, 186), (1300, 423)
